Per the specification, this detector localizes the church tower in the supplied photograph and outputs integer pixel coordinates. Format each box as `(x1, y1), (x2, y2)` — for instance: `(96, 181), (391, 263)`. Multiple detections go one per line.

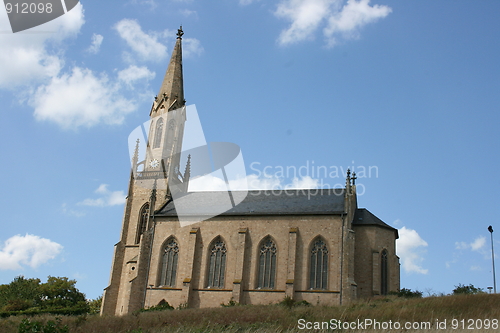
(101, 27), (188, 316)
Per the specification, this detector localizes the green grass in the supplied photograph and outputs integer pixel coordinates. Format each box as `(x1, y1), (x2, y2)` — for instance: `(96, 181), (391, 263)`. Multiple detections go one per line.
(1, 294), (499, 332)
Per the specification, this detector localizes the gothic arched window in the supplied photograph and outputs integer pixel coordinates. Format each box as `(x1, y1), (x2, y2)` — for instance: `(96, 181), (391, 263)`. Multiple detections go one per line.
(135, 203), (149, 244)
(153, 118), (164, 149)
(257, 236), (277, 289)
(207, 237), (227, 288)
(159, 238), (179, 287)
(381, 249), (388, 295)
(309, 238), (328, 290)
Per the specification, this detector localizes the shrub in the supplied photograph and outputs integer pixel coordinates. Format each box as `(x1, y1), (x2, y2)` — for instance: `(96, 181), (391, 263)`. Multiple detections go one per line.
(278, 296), (311, 308)
(140, 299), (174, 312)
(18, 318), (68, 333)
(87, 296), (102, 314)
(453, 284), (484, 295)
(221, 298), (238, 307)
(389, 288), (423, 298)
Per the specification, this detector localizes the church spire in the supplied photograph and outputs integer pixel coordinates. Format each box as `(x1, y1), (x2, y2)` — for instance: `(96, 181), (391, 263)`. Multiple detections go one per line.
(156, 26), (185, 113)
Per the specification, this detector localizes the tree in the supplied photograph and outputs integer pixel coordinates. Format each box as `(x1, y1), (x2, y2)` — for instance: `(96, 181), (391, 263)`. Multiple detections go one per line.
(0, 276), (89, 315)
(0, 276), (41, 311)
(88, 296), (103, 314)
(452, 283), (484, 295)
(39, 276), (88, 311)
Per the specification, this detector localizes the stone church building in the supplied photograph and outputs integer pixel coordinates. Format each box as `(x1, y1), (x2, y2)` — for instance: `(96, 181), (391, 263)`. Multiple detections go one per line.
(101, 28), (400, 316)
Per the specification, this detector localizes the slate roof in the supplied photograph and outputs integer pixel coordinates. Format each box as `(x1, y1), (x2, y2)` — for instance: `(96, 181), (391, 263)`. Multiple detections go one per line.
(157, 189), (346, 217)
(353, 208), (399, 238)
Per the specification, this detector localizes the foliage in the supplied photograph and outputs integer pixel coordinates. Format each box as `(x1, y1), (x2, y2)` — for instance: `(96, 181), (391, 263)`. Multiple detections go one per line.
(221, 298), (238, 307)
(389, 288), (423, 298)
(0, 276), (41, 311)
(87, 296), (102, 314)
(452, 283), (484, 295)
(139, 299), (174, 312)
(18, 318), (68, 333)
(0, 276), (89, 317)
(278, 296), (311, 308)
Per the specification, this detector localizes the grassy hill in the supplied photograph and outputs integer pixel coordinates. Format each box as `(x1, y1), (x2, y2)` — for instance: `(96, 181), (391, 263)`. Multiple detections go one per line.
(1, 293), (499, 332)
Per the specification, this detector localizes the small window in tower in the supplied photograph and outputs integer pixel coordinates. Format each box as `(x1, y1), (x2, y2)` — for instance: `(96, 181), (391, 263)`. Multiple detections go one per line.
(135, 203), (149, 244)
(153, 118), (164, 149)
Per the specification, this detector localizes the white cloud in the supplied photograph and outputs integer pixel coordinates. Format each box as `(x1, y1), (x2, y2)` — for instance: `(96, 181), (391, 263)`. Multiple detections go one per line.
(275, 0), (332, 45)
(324, 0), (392, 47)
(87, 33), (104, 54)
(188, 174), (320, 191)
(289, 176), (319, 189)
(274, 0), (391, 47)
(471, 236), (486, 251)
(61, 203), (86, 218)
(115, 19), (168, 62)
(455, 236), (486, 252)
(239, 0), (260, 5)
(397, 226), (428, 274)
(180, 9), (198, 19)
(0, 5), (157, 130)
(118, 65), (155, 87)
(129, 0), (158, 9)
(183, 38), (204, 58)
(78, 184), (126, 207)
(0, 3), (84, 88)
(31, 67), (138, 129)
(0, 234), (63, 270)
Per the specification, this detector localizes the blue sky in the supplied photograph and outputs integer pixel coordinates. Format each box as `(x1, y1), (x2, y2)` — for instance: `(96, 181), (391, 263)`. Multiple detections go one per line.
(0, 0), (499, 300)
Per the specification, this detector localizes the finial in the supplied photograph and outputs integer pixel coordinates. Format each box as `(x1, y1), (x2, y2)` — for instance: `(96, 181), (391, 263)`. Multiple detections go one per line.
(352, 172), (357, 185)
(346, 169), (351, 178)
(177, 26), (184, 39)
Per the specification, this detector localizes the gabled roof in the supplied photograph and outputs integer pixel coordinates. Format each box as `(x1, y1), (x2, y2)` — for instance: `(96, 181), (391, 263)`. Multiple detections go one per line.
(353, 208), (399, 238)
(156, 189), (346, 217)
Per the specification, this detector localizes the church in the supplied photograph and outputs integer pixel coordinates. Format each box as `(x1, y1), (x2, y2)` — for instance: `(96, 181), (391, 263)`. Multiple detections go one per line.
(101, 28), (400, 316)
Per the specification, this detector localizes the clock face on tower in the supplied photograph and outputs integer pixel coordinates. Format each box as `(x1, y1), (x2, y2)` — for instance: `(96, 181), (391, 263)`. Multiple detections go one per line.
(149, 159), (160, 169)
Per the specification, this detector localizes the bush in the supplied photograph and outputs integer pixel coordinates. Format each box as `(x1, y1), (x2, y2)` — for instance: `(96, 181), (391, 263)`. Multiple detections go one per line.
(278, 296), (311, 308)
(18, 318), (68, 333)
(0, 276), (89, 317)
(453, 284), (484, 295)
(140, 299), (174, 312)
(87, 296), (102, 314)
(221, 298), (238, 307)
(389, 288), (423, 298)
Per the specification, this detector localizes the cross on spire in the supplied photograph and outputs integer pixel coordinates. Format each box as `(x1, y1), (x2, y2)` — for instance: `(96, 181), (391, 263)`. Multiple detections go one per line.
(177, 26), (184, 39)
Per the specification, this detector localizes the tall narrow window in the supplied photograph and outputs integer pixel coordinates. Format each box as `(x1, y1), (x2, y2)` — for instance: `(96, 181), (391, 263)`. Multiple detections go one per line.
(381, 250), (388, 295)
(135, 203), (149, 244)
(310, 238), (328, 289)
(257, 236), (277, 289)
(207, 238), (226, 288)
(153, 118), (163, 149)
(159, 238), (179, 287)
